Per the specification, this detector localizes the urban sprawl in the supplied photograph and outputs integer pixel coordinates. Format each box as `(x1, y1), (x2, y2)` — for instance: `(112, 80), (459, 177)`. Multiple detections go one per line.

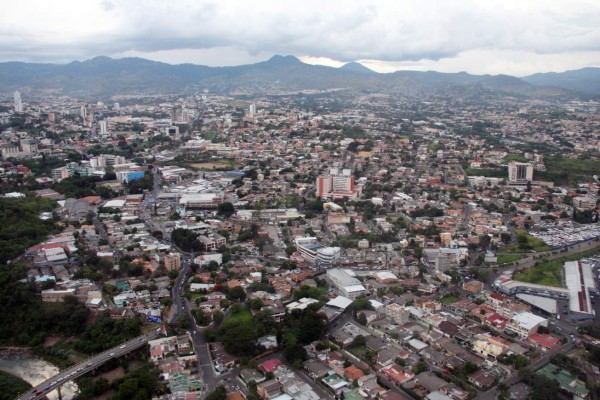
(2, 89), (600, 400)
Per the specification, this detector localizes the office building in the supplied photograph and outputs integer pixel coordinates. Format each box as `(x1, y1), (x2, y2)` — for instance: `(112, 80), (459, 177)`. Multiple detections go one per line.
(508, 161), (533, 183)
(13, 91), (23, 112)
(316, 168), (361, 199)
(326, 268), (366, 299)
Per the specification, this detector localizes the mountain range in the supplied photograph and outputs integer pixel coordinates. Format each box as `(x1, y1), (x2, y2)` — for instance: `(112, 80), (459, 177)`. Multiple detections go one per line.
(1, 55), (599, 99)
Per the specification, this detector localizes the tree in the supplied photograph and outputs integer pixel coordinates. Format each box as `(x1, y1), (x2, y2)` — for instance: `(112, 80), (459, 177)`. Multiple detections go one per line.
(212, 310), (224, 323)
(228, 286), (246, 302)
(247, 298), (264, 311)
(217, 202), (235, 218)
(350, 335), (367, 347)
(411, 359), (428, 374)
(171, 228), (201, 252)
(356, 312), (368, 326)
(205, 385), (227, 400)
(296, 312), (327, 344)
(351, 296), (373, 311)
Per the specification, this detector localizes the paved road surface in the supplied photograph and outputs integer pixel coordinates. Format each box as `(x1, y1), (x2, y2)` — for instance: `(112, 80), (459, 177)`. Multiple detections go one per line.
(18, 330), (160, 400)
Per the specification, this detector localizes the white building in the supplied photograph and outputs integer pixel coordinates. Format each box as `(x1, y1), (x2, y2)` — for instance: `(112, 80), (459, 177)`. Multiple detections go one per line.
(326, 268), (366, 299)
(564, 260), (596, 319)
(99, 120), (108, 136)
(507, 312), (548, 338)
(385, 303), (410, 324)
(13, 91), (23, 112)
(508, 161), (534, 183)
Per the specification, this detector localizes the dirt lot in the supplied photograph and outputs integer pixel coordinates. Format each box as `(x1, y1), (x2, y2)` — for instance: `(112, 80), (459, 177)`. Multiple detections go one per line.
(190, 160), (236, 170)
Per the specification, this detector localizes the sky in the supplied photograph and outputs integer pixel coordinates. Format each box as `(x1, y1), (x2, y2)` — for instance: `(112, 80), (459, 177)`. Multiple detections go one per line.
(1, 0), (600, 76)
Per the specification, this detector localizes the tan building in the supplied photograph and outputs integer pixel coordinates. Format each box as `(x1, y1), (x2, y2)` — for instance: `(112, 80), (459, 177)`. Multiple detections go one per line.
(41, 288), (76, 302)
(384, 303), (410, 324)
(463, 280), (484, 294)
(164, 252), (181, 271)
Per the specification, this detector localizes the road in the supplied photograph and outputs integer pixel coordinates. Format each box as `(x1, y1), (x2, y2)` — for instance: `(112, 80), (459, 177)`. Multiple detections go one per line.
(18, 330), (161, 400)
(137, 177), (219, 393)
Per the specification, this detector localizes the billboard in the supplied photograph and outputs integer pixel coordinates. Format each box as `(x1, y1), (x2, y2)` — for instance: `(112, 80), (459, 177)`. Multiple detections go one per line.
(127, 171), (145, 182)
(147, 315), (162, 323)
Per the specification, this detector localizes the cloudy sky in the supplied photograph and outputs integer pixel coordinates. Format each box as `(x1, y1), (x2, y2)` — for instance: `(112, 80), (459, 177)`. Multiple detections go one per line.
(2, 0), (600, 76)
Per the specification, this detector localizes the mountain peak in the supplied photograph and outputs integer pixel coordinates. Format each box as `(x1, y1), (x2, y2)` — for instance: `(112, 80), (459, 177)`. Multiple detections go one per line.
(340, 62), (374, 74)
(266, 55), (302, 64)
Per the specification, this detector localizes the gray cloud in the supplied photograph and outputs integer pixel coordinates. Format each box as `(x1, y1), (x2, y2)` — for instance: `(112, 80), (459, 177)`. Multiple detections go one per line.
(0, 0), (599, 74)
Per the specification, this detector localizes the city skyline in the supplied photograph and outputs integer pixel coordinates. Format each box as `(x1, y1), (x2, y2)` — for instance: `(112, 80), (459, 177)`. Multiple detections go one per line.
(1, 0), (600, 76)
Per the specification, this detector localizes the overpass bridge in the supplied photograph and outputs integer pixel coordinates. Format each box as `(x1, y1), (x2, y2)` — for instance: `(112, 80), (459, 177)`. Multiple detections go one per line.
(18, 329), (161, 400)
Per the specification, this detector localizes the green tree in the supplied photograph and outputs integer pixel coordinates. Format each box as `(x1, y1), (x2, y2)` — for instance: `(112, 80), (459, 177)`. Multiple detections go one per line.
(217, 202), (236, 218)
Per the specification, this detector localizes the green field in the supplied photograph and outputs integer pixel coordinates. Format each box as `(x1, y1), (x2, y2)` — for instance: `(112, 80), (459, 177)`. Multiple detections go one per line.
(538, 156), (600, 185)
(497, 254), (525, 264)
(503, 229), (551, 253)
(348, 346), (367, 357)
(0, 370), (32, 400)
(440, 294), (461, 305)
(513, 259), (563, 287)
(225, 308), (253, 324)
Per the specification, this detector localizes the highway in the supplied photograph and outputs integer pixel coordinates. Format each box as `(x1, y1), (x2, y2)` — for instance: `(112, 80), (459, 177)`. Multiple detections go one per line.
(18, 330), (161, 400)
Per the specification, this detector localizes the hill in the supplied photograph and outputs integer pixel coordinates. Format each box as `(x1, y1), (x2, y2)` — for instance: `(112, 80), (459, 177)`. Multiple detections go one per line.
(0, 55), (596, 98)
(522, 67), (600, 95)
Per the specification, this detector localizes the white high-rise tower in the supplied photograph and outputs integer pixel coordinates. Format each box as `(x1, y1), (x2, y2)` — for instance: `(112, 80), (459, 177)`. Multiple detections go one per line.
(13, 91), (23, 112)
(99, 120), (108, 135)
(249, 103), (256, 117)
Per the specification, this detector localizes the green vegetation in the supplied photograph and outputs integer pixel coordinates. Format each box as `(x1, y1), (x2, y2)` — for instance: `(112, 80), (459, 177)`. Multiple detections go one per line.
(72, 313), (142, 354)
(171, 228), (201, 252)
(224, 308), (252, 324)
(503, 229), (551, 253)
(503, 154), (529, 163)
(108, 363), (165, 400)
(126, 171), (154, 194)
(0, 275), (89, 346)
(0, 195), (57, 263)
(0, 370), (32, 400)
(537, 156), (600, 185)
(439, 293), (461, 305)
(464, 167), (507, 178)
(53, 175), (115, 199)
(293, 285), (328, 301)
(497, 254), (524, 264)
(514, 259), (563, 287)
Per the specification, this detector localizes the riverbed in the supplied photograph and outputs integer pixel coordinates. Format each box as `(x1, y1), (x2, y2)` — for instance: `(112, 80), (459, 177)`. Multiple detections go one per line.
(0, 354), (78, 399)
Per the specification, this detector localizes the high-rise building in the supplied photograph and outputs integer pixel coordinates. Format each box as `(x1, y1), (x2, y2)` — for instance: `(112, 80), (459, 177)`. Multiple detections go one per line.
(248, 103), (256, 116)
(99, 120), (108, 136)
(13, 91), (23, 112)
(316, 168), (361, 199)
(163, 253), (181, 271)
(113, 102), (120, 111)
(508, 161), (534, 183)
(80, 105), (87, 119)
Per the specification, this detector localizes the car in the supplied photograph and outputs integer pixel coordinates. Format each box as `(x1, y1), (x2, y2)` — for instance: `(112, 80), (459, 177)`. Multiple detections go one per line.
(120, 344), (126, 349)
(109, 352), (115, 357)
